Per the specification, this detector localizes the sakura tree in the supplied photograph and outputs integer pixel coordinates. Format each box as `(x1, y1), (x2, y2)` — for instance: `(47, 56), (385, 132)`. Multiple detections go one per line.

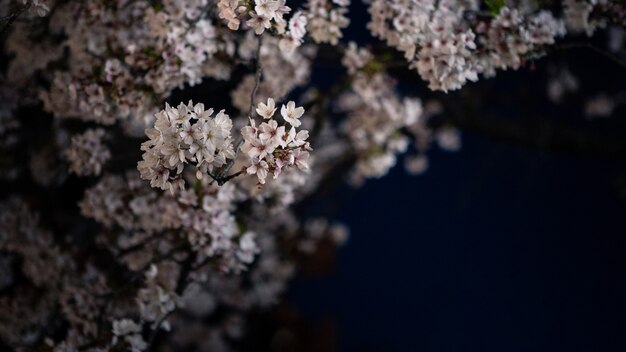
(0, 0), (624, 351)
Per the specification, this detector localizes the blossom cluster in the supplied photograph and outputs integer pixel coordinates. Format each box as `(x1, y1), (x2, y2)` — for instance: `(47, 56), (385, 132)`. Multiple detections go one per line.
(72, 169), (323, 350)
(218, 0), (309, 54)
(368, 0), (566, 91)
(339, 43), (457, 183)
(563, 0), (626, 36)
(138, 101), (235, 192)
(218, 0), (351, 54)
(242, 99), (311, 184)
(138, 97), (311, 190)
(305, 0), (350, 45)
(32, 0), (236, 129)
(65, 128), (110, 176)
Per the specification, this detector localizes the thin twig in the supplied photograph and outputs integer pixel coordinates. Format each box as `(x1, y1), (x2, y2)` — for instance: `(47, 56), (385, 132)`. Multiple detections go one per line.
(0, 0), (32, 35)
(145, 310), (174, 351)
(554, 42), (626, 70)
(144, 253), (195, 351)
(217, 34), (264, 181)
(218, 169), (245, 185)
(247, 34), (264, 120)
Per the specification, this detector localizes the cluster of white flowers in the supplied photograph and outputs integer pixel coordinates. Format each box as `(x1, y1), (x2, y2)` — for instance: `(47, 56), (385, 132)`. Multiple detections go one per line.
(179, 184), (261, 271)
(339, 43), (431, 183)
(217, 0), (247, 30)
(338, 43), (465, 183)
(247, 0), (291, 35)
(368, 0), (478, 92)
(65, 128), (110, 177)
(33, 0), (236, 130)
(414, 24), (479, 92)
(279, 11), (308, 53)
(7, 0), (319, 134)
(81, 172), (261, 273)
(138, 97), (311, 189)
(218, 0), (309, 54)
(367, 0), (566, 91)
(145, 0), (225, 86)
(137, 264), (178, 326)
(218, 0), (349, 51)
(563, 0), (624, 36)
(242, 99), (311, 184)
(482, 8), (565, 75)
(72, 166), (326, 350)
(80, 172), (180, 235)
(305, 0), (350, 45)
(138, 101), (235, 193)
(564, 0), (597, 35)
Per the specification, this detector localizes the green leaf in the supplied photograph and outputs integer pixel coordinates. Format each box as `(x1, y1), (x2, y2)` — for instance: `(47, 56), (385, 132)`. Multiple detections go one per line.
(142, 47), (160, 58)
(485, 0), (506, 16)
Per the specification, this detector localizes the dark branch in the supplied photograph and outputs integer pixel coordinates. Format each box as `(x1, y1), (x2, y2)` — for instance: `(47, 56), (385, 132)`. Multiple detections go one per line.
(217, 33), (264, 182)
(0, 0), (32, 36)
(554, 42), (626, 70)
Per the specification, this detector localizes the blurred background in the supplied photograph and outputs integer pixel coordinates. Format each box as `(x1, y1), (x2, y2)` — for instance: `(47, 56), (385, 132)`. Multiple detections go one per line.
(289, 130), (626, 351)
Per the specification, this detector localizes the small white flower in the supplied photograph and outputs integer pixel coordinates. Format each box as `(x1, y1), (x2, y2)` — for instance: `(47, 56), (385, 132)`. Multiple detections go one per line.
(246, 137), (272, 160)
(292, 149), (310, 170)
(289, 129), (309, 148)
(112, 319), (141, 337)
(193, 103), (214, 120)
(288, 11), (307, 39)
(280, 101), (304, 127)
(246, 158), (269, 184)
(247, 12), (271, 35)
(279, 35), (300, 54)
(179, 121), (195, 145)
(254, 0), (280, 19)
(256, 98), (277, 119)
(280, 126), (296, 148)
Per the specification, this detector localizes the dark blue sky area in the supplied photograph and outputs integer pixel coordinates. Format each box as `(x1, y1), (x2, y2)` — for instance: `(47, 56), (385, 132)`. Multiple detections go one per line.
(289, 131), (626, 352)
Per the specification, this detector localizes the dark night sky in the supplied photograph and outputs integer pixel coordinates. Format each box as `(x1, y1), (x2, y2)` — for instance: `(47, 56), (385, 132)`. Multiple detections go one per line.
(289, 130), (626, 351)
(286, 2), (626, 350)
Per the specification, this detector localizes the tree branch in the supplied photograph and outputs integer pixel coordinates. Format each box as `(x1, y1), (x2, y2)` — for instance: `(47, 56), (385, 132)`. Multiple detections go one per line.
(554, 42), (626, 70)
(441, 93), (626, 159)
(0, 0), (32, 35)
(216, 33), (264, 183)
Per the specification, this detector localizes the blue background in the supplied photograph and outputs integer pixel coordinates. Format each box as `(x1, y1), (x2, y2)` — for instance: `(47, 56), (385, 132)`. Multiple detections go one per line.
(290, 131), (626, 351)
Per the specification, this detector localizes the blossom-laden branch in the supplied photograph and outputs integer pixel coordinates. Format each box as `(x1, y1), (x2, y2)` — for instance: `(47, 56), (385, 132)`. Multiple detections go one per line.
(137, 96), (312, 191)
